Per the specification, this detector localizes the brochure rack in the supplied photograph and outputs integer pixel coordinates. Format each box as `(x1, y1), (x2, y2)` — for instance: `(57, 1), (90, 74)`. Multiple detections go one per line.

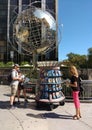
(35, 61), (65, 110)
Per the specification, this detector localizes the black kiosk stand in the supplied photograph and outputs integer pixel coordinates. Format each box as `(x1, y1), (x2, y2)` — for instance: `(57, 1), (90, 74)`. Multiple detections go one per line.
(35, 61), (65, 111)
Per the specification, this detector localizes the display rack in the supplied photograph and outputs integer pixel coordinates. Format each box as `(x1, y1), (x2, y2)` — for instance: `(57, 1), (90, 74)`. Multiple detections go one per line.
(35, 61), (65, 110)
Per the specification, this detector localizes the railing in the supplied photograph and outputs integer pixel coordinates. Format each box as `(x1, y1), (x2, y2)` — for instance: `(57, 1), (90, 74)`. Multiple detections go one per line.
(0, 67), (92, 101)
(80, 80), (92, 100)
(62, 80), (92, 101)
(0, 75), (8, 85)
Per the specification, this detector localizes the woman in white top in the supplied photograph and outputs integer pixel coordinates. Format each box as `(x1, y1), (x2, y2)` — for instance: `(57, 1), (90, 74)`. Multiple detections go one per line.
(17, 70), (28, 104)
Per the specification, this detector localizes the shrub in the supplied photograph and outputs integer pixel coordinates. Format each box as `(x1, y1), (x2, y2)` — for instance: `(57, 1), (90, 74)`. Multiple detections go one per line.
(6, 61), (14, 67)
(20, 61), (30, 67)
(0, 62), (5, 67)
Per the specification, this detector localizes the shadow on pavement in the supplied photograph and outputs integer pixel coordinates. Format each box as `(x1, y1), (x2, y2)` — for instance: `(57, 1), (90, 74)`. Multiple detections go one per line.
(26, 112), (73, 120)
(4, 94), (11, 97)
(0, 101), (10, 109)
(0, 100), (36, 109)
(15, 101), (36, 109)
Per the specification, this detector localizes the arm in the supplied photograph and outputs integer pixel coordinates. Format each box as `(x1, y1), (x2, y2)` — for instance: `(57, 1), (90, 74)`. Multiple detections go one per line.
(12, 70), (21, 81)
(66, 76), (78, 88)
(69, 81), (77, 87)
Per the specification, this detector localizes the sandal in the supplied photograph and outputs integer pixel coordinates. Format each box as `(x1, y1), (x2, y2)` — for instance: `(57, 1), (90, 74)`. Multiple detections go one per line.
(79, 115), (82, 118)
(73, 115), (80, 120)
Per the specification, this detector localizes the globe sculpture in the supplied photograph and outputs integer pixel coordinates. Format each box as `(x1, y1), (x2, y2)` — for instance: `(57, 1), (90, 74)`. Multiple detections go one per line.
(9, 4), (57, 57)
(9, 4), (65, 110)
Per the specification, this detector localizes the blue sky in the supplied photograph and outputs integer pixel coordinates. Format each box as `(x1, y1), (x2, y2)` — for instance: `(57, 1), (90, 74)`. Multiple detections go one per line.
(58, 0), (92, 61)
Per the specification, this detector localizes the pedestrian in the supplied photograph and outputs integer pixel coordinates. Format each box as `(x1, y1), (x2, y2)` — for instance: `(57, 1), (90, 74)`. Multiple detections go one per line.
(17, 70), (28, 104)
(10, 64), (21, 109)
(66, 65), (81, 120)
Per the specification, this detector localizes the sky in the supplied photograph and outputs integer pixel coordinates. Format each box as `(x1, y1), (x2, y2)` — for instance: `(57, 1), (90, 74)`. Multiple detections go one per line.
(58, 0), (92, 61)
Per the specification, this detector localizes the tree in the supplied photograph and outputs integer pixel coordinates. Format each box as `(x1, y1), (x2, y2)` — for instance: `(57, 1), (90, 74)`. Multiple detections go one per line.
(63, 53), (87, 68)
(87, 47), (92, 68)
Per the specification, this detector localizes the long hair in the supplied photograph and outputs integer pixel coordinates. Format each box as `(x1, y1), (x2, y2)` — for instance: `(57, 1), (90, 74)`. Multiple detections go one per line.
(69, 65), (78, 77)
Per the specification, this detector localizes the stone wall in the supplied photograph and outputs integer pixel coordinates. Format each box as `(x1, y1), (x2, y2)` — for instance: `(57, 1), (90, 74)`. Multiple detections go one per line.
(88, 69), (92, 80)
(80, 69), (92, 80)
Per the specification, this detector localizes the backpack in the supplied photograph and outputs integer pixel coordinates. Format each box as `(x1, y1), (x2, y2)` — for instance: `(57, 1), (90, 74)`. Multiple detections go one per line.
(7, 73), (12, 83)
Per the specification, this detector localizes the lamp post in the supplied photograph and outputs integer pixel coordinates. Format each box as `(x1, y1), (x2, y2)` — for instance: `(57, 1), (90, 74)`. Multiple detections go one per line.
(10, 51), (14, 64)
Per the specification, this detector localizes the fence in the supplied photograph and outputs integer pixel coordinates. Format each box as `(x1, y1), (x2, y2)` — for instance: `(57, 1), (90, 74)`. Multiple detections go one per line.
(0, 67), (31, 85)
(0, 68), (92, 101)
(62, 80), (92, 101)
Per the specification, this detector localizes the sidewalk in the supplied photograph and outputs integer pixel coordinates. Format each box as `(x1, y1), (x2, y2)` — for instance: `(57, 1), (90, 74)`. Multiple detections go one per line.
(0, 85), (92, 130)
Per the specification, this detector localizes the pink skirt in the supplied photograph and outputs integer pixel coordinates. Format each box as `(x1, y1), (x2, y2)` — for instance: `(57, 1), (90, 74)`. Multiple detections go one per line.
(72, 91), (80, 108)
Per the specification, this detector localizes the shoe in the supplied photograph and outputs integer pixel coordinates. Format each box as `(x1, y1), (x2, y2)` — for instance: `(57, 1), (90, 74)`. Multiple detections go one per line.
(25, 99), (28, 103)
(13, 101), (17, 105)
(79, 115), (82, 118)
(10, 105), (16, 110)
(17, 100), (20, 104)
(73, 115), (80, 120)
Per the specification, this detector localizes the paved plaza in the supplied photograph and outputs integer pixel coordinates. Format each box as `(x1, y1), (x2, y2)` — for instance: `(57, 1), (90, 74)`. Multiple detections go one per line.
(0, 85), (92, 130)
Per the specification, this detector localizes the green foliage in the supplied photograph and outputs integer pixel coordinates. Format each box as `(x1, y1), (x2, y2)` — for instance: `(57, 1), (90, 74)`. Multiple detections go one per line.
(0, 62), (5, 67)
(6, 61), (14, 67)
(62, 47), (92, 68)
(20, 61), (30, 66)
(88, 47), (92, 68)
(88, 48), (92, 55)
(66, 52), (87, 68)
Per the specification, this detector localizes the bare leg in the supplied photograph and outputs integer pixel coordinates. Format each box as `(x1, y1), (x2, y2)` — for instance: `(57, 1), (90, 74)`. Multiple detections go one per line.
(10, 95), (15, 105)
(17, 90), (21, 102)
(79, 108), (82, 118)
(23, 89), (28, 102)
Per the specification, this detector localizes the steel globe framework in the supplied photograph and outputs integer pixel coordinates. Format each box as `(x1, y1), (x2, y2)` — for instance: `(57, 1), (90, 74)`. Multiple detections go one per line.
(9, 4), (58, 56)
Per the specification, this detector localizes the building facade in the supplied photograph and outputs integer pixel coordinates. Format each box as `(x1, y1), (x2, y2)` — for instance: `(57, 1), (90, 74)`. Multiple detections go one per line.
(0, 0), (58, 63)
(0, 0), (8, 62)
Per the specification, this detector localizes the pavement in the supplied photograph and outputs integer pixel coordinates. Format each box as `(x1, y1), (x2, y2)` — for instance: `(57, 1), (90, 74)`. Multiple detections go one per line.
(0, 85), (92, 130)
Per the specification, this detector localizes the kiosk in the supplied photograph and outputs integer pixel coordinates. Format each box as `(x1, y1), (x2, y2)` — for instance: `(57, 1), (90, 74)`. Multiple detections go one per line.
(35, 61), (65, 110)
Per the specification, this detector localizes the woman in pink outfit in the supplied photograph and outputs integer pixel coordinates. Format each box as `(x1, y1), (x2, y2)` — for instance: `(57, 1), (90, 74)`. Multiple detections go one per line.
(67, 65), (81, 120)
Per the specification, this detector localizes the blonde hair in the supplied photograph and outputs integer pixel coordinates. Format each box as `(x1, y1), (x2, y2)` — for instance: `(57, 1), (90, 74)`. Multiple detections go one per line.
(69, 65), (78, 77)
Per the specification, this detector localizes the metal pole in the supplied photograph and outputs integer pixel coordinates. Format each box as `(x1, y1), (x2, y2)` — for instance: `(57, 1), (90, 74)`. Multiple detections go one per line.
(7, 0), (10, 61)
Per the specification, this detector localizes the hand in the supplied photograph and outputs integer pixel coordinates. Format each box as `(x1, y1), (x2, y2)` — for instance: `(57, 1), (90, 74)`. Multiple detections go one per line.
(65, 79), (70, 87)
(18, 78), (22, 81)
